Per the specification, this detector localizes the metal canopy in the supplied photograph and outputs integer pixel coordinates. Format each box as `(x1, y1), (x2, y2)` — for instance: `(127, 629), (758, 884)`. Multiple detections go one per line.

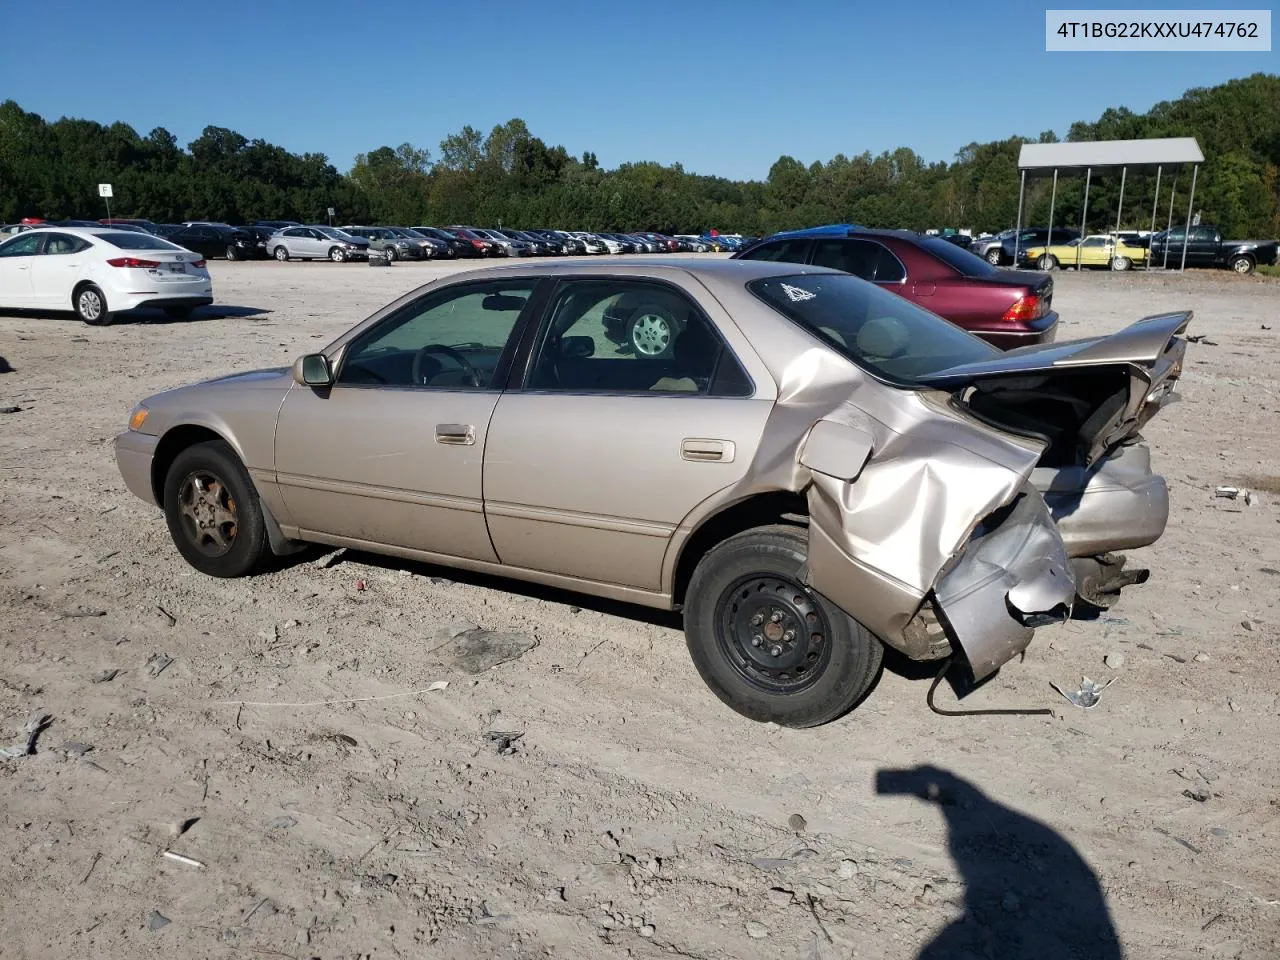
(1018, 137), (1204, 172)
(1012, 136), (1204, 272)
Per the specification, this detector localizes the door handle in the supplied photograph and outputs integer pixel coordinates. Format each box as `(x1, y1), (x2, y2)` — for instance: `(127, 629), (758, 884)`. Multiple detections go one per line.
(911, 282), (936, 297)
(682, 438), (734, 463)
(435, 423), (475, 445)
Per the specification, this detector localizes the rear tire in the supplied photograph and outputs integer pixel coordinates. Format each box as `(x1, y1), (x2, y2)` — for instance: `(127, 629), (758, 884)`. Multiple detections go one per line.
(1110, 256), (1131, 271)
(74, 284), (110, 325)
(1229, 254), (1255, 275)
(683, 525), (883, 727)
(163, 440), (268, 578)
(273, 246), (289, 261)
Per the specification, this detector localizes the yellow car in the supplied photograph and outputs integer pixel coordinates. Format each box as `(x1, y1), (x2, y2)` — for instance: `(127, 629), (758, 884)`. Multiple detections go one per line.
(1020, 234), (1148, 271)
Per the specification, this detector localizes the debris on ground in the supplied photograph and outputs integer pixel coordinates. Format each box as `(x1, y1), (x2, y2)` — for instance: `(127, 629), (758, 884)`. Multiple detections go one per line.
(1187, 334), (1219, 345)
(1193, 652), (1211, 663)
(264, 815), (297, 832)
(1215, 486), (1241, 499)
(1050, 676), (1114, 709)
(745, 920), (770, 939)
(1104, 653), (1126, 670)
(154, 605), (177, 627)
(0, 712), (52, 758)
(57, 741), (93, 758)
(354, 579), (367, 592)
(161, 850), (204, 869)
(59, 606), (106, 619)
(147, 910), (171, 931)
(0, 405), (21, 414)
(485, 730), (524, 755)
(448, 629), (537, 674)
(145, 653), (174, 678)
(313, 548), (347, 569)
(787, 813), (808, 833)
(90, 668), (121, 683)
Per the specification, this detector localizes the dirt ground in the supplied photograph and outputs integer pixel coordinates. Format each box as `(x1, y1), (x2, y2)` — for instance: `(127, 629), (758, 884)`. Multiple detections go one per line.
(1, 257), (1278, 960)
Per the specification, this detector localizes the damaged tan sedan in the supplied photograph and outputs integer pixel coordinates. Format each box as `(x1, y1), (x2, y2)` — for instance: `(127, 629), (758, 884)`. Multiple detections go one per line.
(114, 260), (1187, 726)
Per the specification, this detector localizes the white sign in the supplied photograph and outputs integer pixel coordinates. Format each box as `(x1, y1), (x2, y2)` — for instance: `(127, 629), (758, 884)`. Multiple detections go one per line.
(98, 183), (113, 198)
(327, 207), (335, 217)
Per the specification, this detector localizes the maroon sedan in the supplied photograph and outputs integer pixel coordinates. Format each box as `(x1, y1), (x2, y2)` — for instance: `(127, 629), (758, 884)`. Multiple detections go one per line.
(735, 228), (1058, 349)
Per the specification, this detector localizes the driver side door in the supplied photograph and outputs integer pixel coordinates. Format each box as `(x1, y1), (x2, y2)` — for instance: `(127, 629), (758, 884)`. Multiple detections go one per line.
(273, 277), (541, 561)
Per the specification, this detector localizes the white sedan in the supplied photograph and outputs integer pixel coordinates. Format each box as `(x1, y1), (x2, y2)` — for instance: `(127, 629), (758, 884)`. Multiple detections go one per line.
(0, 227), (213, 325)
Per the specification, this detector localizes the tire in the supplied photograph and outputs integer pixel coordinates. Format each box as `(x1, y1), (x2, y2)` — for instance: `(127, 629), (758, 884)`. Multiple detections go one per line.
(383, 245), (398, 262)
(273, 245), (289, 261)
(1037, 254), (1057, 270)
(328, 246), (346, 263)
(225, 244), (239, 261)
(74, 284), (111, 325)
(163, 306), (193, 320)
(1111, 256), (1131, 271)
(985, 248), (1003, 266)
(162, 439), (268, 578)
(1229, 255), (1255, 275)
(626, 306), (680, 359)
(683, 525), (883, 727)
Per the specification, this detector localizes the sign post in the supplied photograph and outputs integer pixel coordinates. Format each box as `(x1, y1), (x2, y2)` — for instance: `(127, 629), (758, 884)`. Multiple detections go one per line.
(98, 183), (113, 222)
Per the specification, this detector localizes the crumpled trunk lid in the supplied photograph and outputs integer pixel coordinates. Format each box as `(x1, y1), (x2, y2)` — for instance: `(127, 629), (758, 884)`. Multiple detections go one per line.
(919, 311), (1190, 466)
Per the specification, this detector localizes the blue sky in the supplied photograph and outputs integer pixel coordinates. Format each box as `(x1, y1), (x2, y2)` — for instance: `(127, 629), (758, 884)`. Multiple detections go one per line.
(1, 0), (1274, 179)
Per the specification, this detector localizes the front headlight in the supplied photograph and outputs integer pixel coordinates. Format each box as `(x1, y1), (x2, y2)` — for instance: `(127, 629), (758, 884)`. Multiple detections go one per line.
(128, 406), (149, 432)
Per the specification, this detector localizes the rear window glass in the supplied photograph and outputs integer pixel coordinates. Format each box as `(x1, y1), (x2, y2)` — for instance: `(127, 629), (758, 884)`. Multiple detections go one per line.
(99, 232), (182, 251)
(748, 273), (998, 385)
(917, 236), (1001, 276)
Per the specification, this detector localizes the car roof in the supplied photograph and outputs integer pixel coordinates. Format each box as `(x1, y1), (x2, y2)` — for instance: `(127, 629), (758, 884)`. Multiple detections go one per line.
(436, 256), (845, 286)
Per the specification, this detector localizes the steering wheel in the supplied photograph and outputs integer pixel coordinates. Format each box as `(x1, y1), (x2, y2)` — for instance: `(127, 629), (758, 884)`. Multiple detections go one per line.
(411, 344), (483, 387)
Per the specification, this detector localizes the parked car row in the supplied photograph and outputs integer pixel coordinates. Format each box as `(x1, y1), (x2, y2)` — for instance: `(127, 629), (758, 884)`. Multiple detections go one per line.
(1, 218), (731, 264)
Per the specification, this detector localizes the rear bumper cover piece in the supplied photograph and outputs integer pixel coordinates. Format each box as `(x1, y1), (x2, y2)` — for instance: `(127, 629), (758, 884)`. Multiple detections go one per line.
(932, 487), (1075, 681)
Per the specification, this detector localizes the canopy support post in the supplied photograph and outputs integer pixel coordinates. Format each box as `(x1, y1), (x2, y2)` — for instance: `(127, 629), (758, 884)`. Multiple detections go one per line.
(1180, 164), (1199, 272)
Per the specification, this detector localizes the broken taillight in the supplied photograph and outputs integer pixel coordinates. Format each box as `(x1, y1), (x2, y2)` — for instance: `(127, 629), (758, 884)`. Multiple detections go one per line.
(1001, 293), (1047, 322)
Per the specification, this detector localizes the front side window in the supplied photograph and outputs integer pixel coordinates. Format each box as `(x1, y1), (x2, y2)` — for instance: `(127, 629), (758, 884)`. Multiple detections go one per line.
(749, 273), (997, 386)
(740, 238), (813, 264)
(0, 234), (43, 257)
(337, 280), (535, 389)
(526, 280), (751, 396)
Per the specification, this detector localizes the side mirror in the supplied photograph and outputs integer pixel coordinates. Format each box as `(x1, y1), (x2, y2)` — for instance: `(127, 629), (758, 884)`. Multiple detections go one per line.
(560, 335), (595, 360)
(294, 353), (334, 387)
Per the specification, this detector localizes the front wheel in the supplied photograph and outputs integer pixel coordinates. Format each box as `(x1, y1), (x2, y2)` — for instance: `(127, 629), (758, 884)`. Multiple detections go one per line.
(225, 244), (239, 261)
(985, 248), (1003, 265)
(329, 246), (346, 262)
(1229, 255), (1255, 275)
(273, 246), (289, 261)
(683, 525), (883, 727)
(163, 440), (268, 578)
(1110, 256), (1131, 271)
(1037, 254), (1058, 270)
(383, 245), (398, 262)
(74, 284), (111, 325)
(626, 307), (679, 358)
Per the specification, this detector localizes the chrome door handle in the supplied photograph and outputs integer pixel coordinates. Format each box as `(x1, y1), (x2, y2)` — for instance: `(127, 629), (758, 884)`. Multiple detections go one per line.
(435, 423), (475, 445)
(682, 438), (734, 463)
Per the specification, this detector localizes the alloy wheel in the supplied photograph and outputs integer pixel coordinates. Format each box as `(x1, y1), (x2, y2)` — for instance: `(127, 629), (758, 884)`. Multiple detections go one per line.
(176, 470), (239, 557)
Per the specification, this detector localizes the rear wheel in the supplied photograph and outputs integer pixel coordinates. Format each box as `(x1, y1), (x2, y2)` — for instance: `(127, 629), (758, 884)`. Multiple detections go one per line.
(1229, 254), (1255, 275)
(985, 248), (1003, 266)
(273, 245), (289, 261)
(163, 440), (268, 578)
(626, 306), (679, 359)
(329, 246), (346, 262)
(74, 284), (110, 325)
(683, 525), (883, 727)
(1037, 254), (1058, 270)
(1110, 256), (1131, 271)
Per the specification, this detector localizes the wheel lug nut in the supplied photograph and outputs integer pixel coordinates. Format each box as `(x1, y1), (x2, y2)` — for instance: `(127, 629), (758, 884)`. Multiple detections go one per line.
(751, 635), (763, 648)
(770, 611), (784, 623)
(769, 645), (783, 657)
(782, 630), (796, 642)
(749, 614), (763, 626)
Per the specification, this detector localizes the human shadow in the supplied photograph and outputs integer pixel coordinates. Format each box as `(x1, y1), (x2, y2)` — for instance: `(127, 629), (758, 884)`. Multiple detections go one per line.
(0, 305), (270, 325)
(0, 355), (12, 373)
(875, 765), (1122, 960)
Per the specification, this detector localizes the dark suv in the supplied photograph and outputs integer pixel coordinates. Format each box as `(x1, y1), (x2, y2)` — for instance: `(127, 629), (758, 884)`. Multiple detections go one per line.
(734, 227), (1059, 349)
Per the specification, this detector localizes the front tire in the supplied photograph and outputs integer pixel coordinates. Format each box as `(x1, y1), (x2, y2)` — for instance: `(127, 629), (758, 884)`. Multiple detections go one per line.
(329, 246), (346, 263)
(683, 525), (883, 727)
(1229, 255), (1255, 275)
(225, 245), (239, 261)
(1038, 254), (1058, 270)
(383, 245), (398, 262)
(985, 248), (1003, 266)
(163, 440), (268, 578)
(273, 246), (289, 261)
(1111, 256), (1131, 271)
(74, 284), (110, 325)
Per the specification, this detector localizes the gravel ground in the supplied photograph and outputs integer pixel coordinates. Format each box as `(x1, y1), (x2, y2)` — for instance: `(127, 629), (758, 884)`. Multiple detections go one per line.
(1, 257), (1278, 960)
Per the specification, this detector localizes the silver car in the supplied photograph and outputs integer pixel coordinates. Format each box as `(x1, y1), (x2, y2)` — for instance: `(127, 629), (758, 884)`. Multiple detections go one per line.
(113, 259), (1185, 727)
(269, 226), (368, 262)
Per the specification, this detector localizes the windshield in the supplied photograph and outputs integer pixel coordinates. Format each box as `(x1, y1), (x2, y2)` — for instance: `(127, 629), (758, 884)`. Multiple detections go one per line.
(314, 226), (348, 239)
(99, 232), (184, 251)
(748, 273), (998, 385)
(917, 236), (1001, 277)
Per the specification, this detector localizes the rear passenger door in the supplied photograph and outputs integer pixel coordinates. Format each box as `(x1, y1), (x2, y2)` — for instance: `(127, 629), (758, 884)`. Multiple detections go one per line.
(482, 277), (773, 592)
(29, 232), (91, 307)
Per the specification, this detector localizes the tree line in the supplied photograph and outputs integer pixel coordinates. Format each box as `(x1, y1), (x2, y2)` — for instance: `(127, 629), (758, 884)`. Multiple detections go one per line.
(1, 73), (1276, 238)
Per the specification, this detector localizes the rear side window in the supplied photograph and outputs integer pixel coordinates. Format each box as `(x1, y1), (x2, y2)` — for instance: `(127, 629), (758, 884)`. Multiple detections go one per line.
(917, 236), (1000, 277)
(739, 238), (813, 264)
(100, 232), (182, 251)
(811, 239), (905, 282)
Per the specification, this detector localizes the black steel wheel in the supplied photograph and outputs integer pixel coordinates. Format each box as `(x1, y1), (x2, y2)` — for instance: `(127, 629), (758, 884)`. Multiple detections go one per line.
(684, 525), (883, 726)
(163, 440), (268, 578)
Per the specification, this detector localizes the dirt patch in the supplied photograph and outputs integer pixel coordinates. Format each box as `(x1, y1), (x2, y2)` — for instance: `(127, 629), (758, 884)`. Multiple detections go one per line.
(1, 261), (1278, 959)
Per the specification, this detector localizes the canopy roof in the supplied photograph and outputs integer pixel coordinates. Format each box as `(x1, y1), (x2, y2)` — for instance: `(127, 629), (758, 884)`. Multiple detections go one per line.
(1018, 137), (1203, 172)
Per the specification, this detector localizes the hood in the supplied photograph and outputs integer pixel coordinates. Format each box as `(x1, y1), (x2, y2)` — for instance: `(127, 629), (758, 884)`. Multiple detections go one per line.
(200, 366), (291, 386)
